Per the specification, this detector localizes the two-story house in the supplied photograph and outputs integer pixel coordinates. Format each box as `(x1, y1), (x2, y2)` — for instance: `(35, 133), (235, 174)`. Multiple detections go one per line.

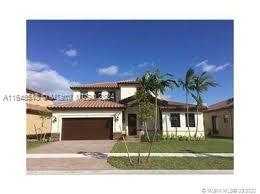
(48, 80), (206, 140)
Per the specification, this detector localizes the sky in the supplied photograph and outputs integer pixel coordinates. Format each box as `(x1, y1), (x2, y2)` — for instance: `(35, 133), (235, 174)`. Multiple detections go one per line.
(27, 20), (233, 105)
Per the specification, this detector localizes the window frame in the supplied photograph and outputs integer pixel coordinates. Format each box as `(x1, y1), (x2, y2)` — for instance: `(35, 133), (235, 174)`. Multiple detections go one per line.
(108, 91), (116, 101)
(95, 91), (102, 99)
(81, 92), (88, 99)
(170, 113), (180, 127)
(185, 113), (196, 127)
(223, 114), (229, 123)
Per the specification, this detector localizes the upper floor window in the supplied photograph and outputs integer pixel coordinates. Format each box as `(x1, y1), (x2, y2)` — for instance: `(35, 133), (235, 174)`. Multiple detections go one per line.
(81, 92), (88, 99)
(95, 91), (102, 99)
(224, 114), (229, 123)
(185, 113), (195, 127)
(170, 113), (180, 127)
(108, 91), (116, 101)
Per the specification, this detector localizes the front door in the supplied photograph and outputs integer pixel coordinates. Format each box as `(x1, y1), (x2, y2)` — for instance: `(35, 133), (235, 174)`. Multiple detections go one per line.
(128, 114), (137, 135)
(212, 116), (218, 134)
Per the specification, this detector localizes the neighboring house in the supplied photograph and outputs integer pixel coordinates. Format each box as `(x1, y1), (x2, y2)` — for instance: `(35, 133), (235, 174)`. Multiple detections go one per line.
(48, 80), (206, 140)
(26, 88), (55, 139)
(204, 98), (233, 138)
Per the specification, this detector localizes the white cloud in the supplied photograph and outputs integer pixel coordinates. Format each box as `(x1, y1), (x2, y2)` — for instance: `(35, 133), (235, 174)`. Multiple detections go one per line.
(196, 60), (230, 72)
(98, 65), (118, 76)
(27, 61), (49, 71)
(27, 60), (79, 95)
(64, 49), (78, 57)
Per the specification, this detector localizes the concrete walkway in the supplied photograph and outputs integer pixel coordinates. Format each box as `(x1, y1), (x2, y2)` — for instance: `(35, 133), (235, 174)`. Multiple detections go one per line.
(27, 169), (233, 175)
(27, 152), (233, 158)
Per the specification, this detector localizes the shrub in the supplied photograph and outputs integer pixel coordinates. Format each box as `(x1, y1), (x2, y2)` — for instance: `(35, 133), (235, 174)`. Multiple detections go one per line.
(141, 132), (206, 142)
(141, 131), (163, 142)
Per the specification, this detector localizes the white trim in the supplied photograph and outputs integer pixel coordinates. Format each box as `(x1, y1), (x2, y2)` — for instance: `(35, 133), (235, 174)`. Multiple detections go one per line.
(51, 110), (123, 140)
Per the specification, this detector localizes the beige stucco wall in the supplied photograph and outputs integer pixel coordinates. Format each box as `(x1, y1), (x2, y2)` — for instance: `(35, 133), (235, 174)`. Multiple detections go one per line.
(26, 92), (53, 136)
(161, 111), (205, 137)
(120, 86), (137, 100)
(73, 91), (81, 100)
(51, 110), (123, 140)
(204, 108), (233, 137)
(26, 113), (52, 135)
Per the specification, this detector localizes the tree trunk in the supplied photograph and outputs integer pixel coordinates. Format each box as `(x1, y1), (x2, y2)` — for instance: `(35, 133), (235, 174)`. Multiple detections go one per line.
(34, 124), (39, 141)
(138, 144), (141, 165)
(49, 116), (53, 141)
(194, 105), (199, 137)
(146, 93), (158, 162)
(154, 95), (158, 132)
(122, 135), (134, 166)
(186, 91), (191, 137)
(144, 122), (150, 142)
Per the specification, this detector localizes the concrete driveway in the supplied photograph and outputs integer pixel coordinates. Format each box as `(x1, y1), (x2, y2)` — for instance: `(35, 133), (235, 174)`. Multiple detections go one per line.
(27, 140), (115, 154)
(27, 140), (116, 171)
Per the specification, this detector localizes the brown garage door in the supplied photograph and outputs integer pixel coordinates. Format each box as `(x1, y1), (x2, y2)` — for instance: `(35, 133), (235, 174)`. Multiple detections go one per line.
(61, 118), (113, 140)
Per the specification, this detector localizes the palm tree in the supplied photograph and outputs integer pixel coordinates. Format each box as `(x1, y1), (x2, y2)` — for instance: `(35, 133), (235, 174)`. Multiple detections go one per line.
(140, 69), (179, 162)
(179, 68), (196, 137)
(191, 71), (218, 137)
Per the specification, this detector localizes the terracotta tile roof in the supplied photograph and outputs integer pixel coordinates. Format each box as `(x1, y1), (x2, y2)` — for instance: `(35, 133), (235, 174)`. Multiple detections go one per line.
(119, 95), (168, 105)
(117, 80), (139, 84)
(205, 98), (233, 112)
(26, 88), (55, 100)
(70, 80), (138, 90)
(48, 99), (126, 110)
(26, 103), (49, 113)
(70, 82), (118, 89)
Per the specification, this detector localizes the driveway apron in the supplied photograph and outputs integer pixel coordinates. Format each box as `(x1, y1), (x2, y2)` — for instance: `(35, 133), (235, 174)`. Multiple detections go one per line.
(27, 140), (116, 171)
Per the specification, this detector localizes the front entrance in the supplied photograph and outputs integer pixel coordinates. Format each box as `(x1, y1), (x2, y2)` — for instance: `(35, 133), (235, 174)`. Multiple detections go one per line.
(128, 114), (137, 135)
(212, 116), (218, 134)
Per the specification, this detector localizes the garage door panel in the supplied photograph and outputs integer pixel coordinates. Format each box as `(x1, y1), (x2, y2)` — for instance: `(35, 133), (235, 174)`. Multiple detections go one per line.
(61, 118), (113, 140)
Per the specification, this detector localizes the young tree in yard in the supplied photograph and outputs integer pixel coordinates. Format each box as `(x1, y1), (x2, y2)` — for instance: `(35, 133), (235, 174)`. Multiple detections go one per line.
(118, 124), (134, 165)
(179, 68), (196, 137)
(33, 111), (52, 142)
(135, 89), (155, 142)
(191, 71), (218, 137)
(138, 69), (179, 162)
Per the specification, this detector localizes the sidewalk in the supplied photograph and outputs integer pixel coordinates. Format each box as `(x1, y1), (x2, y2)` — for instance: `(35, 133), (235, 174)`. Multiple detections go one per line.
(27, 169), (233, 175)
(27, 152), (233, 158)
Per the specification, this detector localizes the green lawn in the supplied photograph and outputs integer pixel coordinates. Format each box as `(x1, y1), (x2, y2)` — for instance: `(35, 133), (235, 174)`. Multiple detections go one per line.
(26, 140), (51, 150)
(112, 138), (233, 153)
(108, 156), (233, 170)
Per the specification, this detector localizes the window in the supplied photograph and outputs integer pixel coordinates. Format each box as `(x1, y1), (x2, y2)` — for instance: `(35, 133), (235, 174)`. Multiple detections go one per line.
(224, 114), (229, 123)
(95, 91), (102, 99)
(185, 113), (195, 127)
(81, 92), (88, 99)
(108, 91), (116, 101)
(170, 113), (180, 127)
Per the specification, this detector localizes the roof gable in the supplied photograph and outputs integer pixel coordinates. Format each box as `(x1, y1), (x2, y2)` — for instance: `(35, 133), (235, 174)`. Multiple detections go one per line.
(206, 97), (233, 112)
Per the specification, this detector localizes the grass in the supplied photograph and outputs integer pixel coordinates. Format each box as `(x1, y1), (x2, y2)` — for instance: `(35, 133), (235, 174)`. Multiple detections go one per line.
(107, 157), (234, 170)
(26, 140), (51, 150)
(112, 138), (233, 153)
